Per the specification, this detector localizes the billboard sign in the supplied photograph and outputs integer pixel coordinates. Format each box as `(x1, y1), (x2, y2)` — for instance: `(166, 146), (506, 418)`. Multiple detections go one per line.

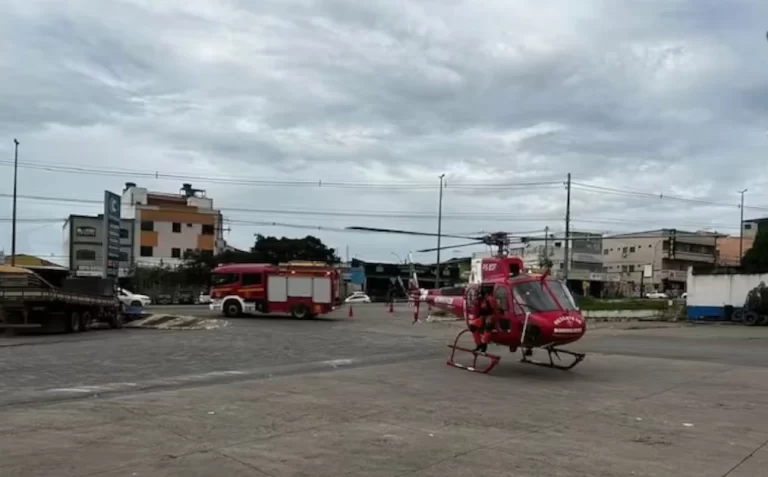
(103, 191), (121, 279)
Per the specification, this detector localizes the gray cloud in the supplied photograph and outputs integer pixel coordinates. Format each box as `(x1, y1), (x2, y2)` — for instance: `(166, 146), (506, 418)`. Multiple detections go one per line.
(1, 0), (768, 263)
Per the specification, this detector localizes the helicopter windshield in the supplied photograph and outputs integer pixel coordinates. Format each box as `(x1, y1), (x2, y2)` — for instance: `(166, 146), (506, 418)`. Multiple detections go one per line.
(514, 279), (578, 312)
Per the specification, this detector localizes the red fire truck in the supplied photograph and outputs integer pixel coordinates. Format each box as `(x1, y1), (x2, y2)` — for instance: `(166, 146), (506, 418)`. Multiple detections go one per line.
(209, 262), (342, 319)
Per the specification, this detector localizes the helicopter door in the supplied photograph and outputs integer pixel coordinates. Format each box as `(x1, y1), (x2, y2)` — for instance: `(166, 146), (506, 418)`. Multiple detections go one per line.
(493, 285), (512, 331)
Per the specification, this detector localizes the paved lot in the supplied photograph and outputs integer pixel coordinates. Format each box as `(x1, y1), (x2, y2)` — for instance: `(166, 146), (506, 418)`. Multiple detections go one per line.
(2, 304), (768, 476)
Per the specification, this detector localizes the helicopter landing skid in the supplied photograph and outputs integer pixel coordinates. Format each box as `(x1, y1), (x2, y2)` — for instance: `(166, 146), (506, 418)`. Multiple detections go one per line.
(520, 345), (585, 371)
(446, 329), (501, 374)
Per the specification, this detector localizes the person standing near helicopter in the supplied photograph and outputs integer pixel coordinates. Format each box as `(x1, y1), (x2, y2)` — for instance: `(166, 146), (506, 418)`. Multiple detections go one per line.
(471, 287), (496, 353)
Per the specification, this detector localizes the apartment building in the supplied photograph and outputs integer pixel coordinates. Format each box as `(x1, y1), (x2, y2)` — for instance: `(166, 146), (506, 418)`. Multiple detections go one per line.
(512, 231), (605, 279)
(63, 214), (135, 277)
(121, 182), (224, 267)
(602, 229), (721, 292)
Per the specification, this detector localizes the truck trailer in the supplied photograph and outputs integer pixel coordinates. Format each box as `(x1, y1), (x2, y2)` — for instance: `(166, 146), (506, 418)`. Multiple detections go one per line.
(0, 265), (124, 333)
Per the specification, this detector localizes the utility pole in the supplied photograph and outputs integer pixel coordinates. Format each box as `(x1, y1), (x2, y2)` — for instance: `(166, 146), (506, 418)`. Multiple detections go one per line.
(435, 173), (446, 289)
(542, 225), (549, 268)
(11, 139), (19, 267)
(563, 173), (571, 281)
(739, 189), (747, 262)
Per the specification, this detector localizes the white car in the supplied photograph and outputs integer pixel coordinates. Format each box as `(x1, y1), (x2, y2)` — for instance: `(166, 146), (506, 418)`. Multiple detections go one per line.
(117, 288), (152, 307)
(645, 291), (668, 299)
(198, 292), (211, 304)
(344, 292), (371, 303)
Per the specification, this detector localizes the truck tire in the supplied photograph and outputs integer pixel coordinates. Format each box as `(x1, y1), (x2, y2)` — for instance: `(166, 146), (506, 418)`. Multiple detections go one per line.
(67, 311), (81, 333)
(743, 311), (760, 326)
(291, 303), (310, 319)
(732, 309), (744, 322)
(758, 315), (768, 326)
(223, 300), (242, 318)
(79, 311), (92, 332)
(109, 311), (124, 329)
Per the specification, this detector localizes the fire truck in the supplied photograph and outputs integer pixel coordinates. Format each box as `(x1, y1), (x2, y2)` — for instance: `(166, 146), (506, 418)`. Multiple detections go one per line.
(209, 261), (342, 319)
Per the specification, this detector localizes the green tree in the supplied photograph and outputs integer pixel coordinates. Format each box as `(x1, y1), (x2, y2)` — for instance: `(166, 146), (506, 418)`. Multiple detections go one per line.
(250, 234), (340, 264)
(742, 223), (768, 273)
(177, 235), (340, 286)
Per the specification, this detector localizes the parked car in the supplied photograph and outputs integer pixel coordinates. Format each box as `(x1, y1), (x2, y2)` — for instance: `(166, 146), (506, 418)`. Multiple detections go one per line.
(645, 291), (668, 299)
(117, 288), (152, 307)
(198, 291), (211, 304)
(344, 292), (371, 303)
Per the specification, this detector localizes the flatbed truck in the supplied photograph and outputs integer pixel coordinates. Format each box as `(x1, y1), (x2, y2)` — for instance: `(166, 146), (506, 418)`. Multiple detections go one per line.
(0, 265), (124, 333)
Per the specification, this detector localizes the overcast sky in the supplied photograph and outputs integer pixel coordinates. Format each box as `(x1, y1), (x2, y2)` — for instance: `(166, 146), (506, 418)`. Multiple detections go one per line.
(1, 0), (768, 265)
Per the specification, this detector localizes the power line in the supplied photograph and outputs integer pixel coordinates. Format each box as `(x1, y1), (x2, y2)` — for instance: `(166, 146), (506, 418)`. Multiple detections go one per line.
(572, 182), (768, 211)
(0, 159), (561, 190)
(0, 193), (742, 229)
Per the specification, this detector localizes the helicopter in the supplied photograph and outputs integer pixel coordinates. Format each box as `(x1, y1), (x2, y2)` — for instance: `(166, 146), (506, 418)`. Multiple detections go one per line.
(347, 226), (587, 374)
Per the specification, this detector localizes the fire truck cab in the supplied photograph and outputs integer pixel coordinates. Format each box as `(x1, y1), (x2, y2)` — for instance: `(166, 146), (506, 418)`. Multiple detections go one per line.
(209, 262), (342, 319)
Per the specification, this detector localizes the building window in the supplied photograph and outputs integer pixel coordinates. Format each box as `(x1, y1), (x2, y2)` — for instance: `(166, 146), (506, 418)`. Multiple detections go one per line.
(75, 249), (96, 261)
(744, 223), (752, 230)
(119, 228), (129, 239)
(76, 226), (96, 237)
(629, 265), (635, 272)
(140, 246), (153, 257)
(201, 224), (215, 235)
(172, 222), (181, 233)
(185, 248), (193, 257)
(187, 223), (193, 228)
(241, 273), (262, 286)
(140, 221), (154, 231)
(119, 251), (129, 261)
(629, 246), (635, 252)
(603, 249), (609, 255)
(171, 248), (181, 258)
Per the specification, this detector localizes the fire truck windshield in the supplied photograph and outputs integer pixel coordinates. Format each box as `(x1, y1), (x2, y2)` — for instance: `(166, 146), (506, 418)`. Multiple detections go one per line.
(211, 273), (238, 286)
(514, 280), (577, 312)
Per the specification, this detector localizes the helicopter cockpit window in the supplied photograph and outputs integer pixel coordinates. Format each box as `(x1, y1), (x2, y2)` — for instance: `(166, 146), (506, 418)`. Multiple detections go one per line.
(493, 287), (509, 311)
(546, 280), (578, 310)
(508, 264), (520, 278)
(513, 281), (562, 312)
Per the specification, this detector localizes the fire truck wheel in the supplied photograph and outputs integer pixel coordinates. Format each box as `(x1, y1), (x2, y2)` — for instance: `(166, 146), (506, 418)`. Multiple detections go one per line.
(291, 303), (310, 319)
(223, 300), (242, 318)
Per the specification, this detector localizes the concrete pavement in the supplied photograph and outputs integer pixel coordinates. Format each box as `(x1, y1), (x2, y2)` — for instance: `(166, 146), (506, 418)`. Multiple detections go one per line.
(2, 304), (768, 476)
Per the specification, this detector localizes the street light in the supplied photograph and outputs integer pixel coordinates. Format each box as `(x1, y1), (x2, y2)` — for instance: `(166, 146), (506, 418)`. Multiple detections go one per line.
(11, 139), (19, 267)
(739, 189), (747, 261)
(435, 173), (446, 288)
(390, 252), (403, 263)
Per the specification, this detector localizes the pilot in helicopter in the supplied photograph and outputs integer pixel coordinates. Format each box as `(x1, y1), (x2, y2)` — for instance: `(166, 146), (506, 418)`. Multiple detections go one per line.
(470, 287), (496, 353)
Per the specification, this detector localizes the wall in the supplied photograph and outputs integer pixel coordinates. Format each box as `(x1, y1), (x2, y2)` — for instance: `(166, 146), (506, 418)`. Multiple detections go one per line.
(686, 268), (768, 319)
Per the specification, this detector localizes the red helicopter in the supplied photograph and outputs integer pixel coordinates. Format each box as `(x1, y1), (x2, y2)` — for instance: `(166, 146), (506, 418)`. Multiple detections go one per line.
(347, 227), (587, 374)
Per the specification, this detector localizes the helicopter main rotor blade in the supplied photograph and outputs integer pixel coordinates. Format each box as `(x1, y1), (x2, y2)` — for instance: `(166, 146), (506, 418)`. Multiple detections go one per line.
(416, 241), (486, 253)
(345, 226), (480, 241)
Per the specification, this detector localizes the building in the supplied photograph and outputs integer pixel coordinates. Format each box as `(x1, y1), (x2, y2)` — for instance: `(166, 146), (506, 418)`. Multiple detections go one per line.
(121, 182), (224, 267)
(602, 229), (721, 294)
(716, 236), (754, 267)
(509, 231), (610, 295)
(63, 214), (135, 277)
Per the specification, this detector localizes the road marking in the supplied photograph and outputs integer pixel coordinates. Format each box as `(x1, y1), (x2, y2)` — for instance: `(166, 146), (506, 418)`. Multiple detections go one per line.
(323, 359), (354, 368)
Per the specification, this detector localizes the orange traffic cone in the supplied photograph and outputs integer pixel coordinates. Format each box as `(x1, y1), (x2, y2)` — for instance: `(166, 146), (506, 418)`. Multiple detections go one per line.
(388, 301), (394, 313)
(348, 306), (354, 318)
